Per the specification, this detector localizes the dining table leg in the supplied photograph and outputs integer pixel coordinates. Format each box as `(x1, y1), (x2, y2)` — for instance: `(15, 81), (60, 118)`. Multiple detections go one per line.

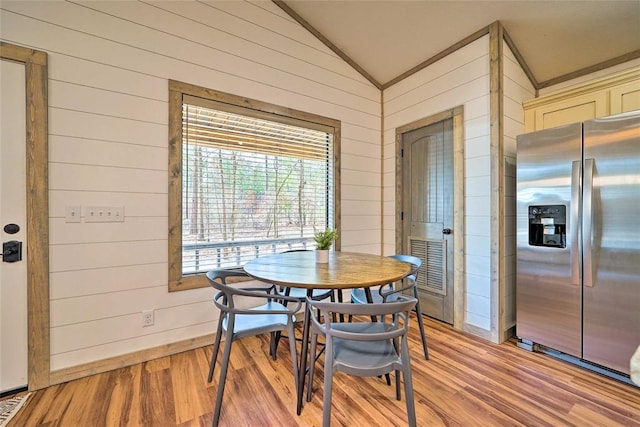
(296, 289), (313, 415)
(364, 287), (378, 322)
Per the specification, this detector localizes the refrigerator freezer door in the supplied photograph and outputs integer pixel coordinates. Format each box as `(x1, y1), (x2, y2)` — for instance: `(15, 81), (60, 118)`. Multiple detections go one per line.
(516, 123), (583, 358)
(583, 112), (640, 374)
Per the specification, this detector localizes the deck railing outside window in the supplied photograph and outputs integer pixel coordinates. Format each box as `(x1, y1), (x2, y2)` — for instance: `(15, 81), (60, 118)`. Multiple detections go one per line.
(183, 237), (315, 273)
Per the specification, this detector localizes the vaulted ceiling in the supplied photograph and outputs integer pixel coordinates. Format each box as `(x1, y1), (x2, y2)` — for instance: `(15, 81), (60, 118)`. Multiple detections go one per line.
(278, 0), (640, 90)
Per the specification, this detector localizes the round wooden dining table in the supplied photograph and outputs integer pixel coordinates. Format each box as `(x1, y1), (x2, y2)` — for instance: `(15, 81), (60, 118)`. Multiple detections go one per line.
(243, 250), (411, 415)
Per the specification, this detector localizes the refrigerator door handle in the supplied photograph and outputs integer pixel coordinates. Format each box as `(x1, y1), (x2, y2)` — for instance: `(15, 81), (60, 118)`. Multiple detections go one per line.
(571, 160), (581, 286)
(583, 158), (595, 287)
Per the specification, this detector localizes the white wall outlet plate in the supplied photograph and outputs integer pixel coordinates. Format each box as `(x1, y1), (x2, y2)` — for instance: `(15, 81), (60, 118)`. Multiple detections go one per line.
(142, 310), (154, 327)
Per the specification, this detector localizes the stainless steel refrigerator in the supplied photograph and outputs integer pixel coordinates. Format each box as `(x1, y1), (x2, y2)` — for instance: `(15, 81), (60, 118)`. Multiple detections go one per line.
(516, 111), (640, 377)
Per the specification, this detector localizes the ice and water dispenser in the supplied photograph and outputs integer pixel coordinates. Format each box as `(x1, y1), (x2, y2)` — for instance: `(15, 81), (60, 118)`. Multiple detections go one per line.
(528, 205), (566, 248)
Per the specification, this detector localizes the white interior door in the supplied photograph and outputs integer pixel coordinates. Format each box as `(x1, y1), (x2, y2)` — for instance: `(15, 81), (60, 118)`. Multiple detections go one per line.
(0, 58), (29, 393)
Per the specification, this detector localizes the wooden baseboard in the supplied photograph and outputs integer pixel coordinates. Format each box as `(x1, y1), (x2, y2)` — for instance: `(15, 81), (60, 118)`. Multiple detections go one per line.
(502, 325), (516, 341)
(48, 334), (215, 387)
(462, 322), (494, 343)
(46, 307), (313, 388)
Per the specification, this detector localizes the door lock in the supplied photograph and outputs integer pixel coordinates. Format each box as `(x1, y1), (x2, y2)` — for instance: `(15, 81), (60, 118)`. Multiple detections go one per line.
(442, 228), (452, 235)
(3, 223), (20, 234)
(2, 240), (22, 263)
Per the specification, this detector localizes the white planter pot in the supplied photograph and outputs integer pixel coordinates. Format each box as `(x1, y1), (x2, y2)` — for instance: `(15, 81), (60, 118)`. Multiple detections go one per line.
(315, 249), (329, 263)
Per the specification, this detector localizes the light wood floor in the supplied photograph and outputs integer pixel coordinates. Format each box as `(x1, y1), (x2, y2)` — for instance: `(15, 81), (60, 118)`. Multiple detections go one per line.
(6, 315), (640, 426)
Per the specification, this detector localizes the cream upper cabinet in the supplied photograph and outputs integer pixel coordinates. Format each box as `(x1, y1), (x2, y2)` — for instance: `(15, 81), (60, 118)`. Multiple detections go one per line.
(524, 69), (640, 132)
(610, 81), (640, 114)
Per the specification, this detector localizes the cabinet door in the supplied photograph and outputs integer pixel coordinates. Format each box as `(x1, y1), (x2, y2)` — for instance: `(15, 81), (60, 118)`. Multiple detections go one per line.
(534, 92), (608, 130)
(610, 81), (640, 114)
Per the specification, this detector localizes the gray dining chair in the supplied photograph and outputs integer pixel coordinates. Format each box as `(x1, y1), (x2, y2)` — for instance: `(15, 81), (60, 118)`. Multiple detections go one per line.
(206, 269), (301, 427)
(306, 296), (418, 427)
(270, 249), (337, 358)
(350, 254), (429, 360)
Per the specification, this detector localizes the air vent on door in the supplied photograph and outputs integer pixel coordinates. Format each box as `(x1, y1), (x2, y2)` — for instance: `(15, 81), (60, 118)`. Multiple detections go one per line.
(409, 236), (447, 296)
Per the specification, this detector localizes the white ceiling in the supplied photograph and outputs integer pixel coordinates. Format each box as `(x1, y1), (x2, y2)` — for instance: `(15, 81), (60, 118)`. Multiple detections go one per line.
(281, 0), (640, 88)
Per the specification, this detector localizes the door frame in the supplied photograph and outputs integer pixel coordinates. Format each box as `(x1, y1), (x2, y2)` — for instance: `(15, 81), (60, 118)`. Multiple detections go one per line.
(1, 42), (50, 390)
(395, 106), (464, 330)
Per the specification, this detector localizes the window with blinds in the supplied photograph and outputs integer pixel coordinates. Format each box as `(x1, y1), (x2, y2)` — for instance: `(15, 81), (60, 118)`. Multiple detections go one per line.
(181, 97), (335, 273)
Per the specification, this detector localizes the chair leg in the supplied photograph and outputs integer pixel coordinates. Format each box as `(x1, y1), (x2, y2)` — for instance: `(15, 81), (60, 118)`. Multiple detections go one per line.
(402, 342), (417, 427)
(306, 330), (318, 402)
(322, 352), (333, 427)
(413, 291), (429, 360)
(395, 369), (401, 400)
(271, 289), (293, 359)
(212, 330), (234, 427)
(270, 331), (279, 360)
(287, 322), (299, 396)
(208, 319), (225, 383)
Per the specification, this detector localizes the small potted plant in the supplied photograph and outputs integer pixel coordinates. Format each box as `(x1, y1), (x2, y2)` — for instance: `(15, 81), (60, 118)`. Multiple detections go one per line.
(313, 227), (337, 263)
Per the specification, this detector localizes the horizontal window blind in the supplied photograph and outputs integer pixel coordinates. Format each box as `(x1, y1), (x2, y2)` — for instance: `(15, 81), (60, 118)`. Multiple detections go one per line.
(182, 101), (334, 273)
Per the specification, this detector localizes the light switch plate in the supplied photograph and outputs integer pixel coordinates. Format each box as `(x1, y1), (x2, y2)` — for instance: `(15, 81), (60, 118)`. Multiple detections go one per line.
(65, 206), (81, 223)
(85, 206), (125, 223)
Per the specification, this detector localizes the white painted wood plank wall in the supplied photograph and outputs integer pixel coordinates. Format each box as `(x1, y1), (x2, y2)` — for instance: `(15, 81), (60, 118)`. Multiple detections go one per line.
(0, 0), (380, 370)
(503, 45), (536, 330)
(382, 36), (492, 331)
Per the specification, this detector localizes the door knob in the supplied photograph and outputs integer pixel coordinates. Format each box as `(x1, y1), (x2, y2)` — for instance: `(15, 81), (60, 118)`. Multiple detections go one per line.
(442, 228), (452, 235)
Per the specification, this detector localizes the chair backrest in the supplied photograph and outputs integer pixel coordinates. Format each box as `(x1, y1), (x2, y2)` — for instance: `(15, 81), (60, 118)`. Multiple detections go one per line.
(206, 269), (280, 312)
(379, 254), (422, 300)
(389, 254), (422, 277)
(206, 269), (252, 289)
(307, 296), (417, 341)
